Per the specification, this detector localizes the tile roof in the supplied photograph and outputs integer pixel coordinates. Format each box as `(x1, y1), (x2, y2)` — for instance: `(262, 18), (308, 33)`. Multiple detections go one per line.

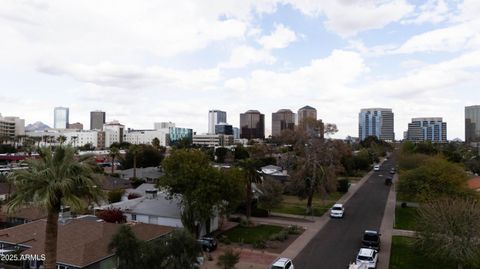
(0, 219), (173, 267)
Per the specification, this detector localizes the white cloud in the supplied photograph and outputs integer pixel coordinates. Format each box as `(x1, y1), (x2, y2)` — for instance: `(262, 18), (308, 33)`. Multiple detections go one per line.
(258, 24), (298, 49)
(366, 50), (480, 97)
(395, 20), (480, 53)
(218, 46), (275, 69)
(37, 61), (222, 90)
(230, 49), (368, 99)
(403, 0), (450, 25)
(285, 0), (414, 37)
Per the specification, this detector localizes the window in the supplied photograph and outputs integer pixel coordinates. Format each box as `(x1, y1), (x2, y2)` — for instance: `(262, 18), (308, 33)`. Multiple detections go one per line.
(285, 261), (291, 269)
(131, 214), (136, 221)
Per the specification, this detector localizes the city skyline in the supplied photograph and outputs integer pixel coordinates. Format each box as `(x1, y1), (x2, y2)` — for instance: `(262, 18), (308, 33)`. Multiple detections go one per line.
(1, 1), (480, 139)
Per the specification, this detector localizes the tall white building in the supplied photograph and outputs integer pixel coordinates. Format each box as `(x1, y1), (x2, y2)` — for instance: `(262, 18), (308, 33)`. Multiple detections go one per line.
(358, 108), (394, 141)
(208, 110), (226, 134)
(103, 121), (125, 147)
(0, 114), (25, 138)
(54, 107), (69, 129)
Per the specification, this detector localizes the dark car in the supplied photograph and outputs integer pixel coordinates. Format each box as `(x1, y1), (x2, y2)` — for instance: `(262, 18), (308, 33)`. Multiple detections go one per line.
(198, 237), (217, 252)
(361, 230), (381, 250)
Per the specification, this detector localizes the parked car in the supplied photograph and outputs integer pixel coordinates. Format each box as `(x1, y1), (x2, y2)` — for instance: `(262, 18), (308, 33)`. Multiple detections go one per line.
(389, 168), (396, 174)
(270, 257), (294, 269)
(356, 248), (378, 268)
(373, 164), (380, 171)
(361, 230), (381, 250)
(197, 237), (217, 252)
(330, 203), (345, 218)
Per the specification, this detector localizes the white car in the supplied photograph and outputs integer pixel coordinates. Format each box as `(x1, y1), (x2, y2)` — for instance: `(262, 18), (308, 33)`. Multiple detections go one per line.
(270, 257), (294, 269)
(330, 203), (345, 218)
(373, 164), (380, 171)
(356, 248), (378, 269)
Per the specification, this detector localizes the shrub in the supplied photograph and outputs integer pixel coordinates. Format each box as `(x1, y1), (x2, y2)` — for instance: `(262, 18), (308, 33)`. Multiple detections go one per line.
(286, 225), (302, 235)
(252, 239), (267, 249)
(217, 248), (240, 269)
(107, 189), (124, 203)
(96, 208), (126, 223)
(127, 192), (142, 200)
(270, 230), (289, 242)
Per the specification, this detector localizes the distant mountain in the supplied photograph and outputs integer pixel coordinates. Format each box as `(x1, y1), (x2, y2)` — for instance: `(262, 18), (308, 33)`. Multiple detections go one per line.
(25, 121), (51, 132)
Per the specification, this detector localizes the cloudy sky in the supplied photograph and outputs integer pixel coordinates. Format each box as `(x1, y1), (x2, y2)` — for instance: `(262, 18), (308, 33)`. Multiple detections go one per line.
(1, 0), (480, 139)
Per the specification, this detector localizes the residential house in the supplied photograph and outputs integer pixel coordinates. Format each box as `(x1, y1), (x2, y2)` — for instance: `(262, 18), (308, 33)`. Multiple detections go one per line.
(261, 165), (289, 182)
(98, 184), (219, 237)
(0, 217), (173, 269)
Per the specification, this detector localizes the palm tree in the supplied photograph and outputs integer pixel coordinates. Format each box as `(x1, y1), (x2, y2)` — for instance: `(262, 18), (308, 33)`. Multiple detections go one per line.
(129, 145), (142, 179)
(7, 146), (104, 269)
(57, 135), (67, 145)
(109, 147), (120, 174)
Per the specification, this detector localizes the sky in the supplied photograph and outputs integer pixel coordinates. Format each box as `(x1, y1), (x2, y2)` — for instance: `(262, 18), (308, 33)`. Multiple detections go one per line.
(1, 0), (480, 140)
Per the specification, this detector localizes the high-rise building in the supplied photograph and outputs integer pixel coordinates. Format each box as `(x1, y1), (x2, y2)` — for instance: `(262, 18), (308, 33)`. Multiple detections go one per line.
(297, 105), (317, 124)
(407, 117), (447, 142)
(215, 122), (233, 135)
(466, 105), (480, 144)
(0, 114), (25, 138)
(103, 121), (125, 147)
(90, 111), (106, 130)
(54, 107), (69, 129)
(272, 109), (295, 137)
(208, 110), (227, 134)
(240, 110), (265, 139)
(359, 108), (395, 141)
(233, 127), (240, 139)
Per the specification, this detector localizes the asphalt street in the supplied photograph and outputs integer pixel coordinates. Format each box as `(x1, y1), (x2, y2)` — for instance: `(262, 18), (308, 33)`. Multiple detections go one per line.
(294, 157), (395, 269)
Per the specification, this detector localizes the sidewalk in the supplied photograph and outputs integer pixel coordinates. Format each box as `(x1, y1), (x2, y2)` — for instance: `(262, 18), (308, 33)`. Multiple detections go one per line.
(377, 174), (397, 269)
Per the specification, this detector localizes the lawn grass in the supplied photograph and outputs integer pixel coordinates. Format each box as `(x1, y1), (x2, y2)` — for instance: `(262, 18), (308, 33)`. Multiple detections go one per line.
(271, 194), (340, 217)
(222, 224), (284, 244)
(390, 236), (458, 269)
(394, 206), (418, 230)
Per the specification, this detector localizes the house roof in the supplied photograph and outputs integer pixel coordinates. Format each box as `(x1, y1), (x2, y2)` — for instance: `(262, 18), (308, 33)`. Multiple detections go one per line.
(0, 206), (47, 222)
(100, 190), (182, 219)
(0, 219), (173, 267)
(100, 176), (132, 191)
(467, 177), (480, 190)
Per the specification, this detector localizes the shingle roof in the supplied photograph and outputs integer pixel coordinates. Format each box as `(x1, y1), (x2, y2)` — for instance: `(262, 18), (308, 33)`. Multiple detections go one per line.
(0, 219), (173, 267)
(0, 206), (47, 222)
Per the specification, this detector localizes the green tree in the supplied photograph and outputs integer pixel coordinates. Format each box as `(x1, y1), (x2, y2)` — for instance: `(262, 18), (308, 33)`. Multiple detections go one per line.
(258, 178), (284, 213)
(217, 248), (240, 269)
(159, 149), (224, 235)
(152, 137), (161, 150)
(161, 229), (202, 269)
(416, 198), (480, 269)
(109, 146), (120, 174)
(7, 146), (104, 269)
(108, 189), (125, 203)
(215, 147), (229, 163)
(109, 225), (143, 269)
(398, 156), (471, 201)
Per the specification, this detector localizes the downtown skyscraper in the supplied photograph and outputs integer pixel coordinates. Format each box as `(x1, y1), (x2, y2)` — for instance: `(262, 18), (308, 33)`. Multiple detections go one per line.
(358, 108), (394, 141)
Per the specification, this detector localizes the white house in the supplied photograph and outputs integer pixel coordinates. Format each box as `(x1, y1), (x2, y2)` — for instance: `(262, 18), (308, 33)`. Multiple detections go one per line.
(98, 184), (219, 237)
